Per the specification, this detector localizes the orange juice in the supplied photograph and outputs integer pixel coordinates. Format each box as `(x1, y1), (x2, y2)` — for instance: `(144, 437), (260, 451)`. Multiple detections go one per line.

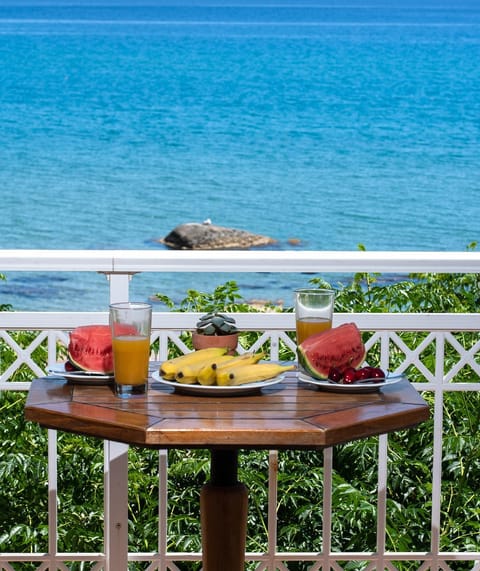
(112, 335), (150, 385)
(295, 317), (332, 345)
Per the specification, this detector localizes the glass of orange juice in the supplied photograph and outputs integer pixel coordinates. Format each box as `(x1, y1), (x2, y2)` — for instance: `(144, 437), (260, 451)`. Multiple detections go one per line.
(294, 288), (335, 346)
(109, 302), (152, 398)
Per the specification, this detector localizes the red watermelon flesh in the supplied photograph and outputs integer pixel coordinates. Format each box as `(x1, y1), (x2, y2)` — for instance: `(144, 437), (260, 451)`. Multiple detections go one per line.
(297, 322), (365, 379)
(68, 324), (136, 374)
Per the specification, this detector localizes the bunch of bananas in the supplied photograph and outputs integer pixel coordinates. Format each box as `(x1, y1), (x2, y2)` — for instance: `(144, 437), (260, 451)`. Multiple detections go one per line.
(160, 347), (295, 387)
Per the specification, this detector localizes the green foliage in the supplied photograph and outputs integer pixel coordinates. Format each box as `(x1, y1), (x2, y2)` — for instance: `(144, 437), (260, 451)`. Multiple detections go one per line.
(331, 244), (480, 315)
(155, 280), (288, 359)
(155, 280), (254, 313)
(1, 269), (480, 570)
(0, 392), (49, 560)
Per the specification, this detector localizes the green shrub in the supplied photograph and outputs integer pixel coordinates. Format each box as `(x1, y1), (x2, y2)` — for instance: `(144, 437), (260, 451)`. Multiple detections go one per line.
(1, 265), (479, 570)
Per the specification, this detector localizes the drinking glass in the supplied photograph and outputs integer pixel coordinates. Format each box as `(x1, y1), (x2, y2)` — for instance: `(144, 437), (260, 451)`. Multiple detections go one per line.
(109, 302), (152, 397)
(294, 288), (335, 345)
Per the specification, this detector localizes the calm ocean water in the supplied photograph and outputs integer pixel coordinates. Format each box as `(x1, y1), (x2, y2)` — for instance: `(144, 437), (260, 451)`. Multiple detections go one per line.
(1, 0), (479, 311)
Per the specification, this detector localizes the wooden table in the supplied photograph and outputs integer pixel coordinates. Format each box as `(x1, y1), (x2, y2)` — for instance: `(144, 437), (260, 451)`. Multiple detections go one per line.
(25, 370), (429, 571)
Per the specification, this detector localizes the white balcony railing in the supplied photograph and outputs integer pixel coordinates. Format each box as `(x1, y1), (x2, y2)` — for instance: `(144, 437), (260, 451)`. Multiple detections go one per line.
(1, 249), (480, 571)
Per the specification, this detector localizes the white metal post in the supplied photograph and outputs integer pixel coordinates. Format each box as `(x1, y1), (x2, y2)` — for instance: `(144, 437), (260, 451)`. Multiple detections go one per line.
(104, 440), (130, 570)
(104, 272), (131, 570)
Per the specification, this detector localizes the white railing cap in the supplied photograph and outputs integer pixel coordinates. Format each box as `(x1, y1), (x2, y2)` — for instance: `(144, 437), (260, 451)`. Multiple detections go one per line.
(2, 249), (480, 273)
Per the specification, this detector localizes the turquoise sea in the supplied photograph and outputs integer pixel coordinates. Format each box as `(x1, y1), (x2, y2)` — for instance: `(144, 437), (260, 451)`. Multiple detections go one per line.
(1, 0), (479, 310)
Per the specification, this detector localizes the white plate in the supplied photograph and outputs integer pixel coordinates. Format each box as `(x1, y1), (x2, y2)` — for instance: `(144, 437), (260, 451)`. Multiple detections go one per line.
(47, 363), (114, 385)
(297, 371), (405, 393)
(151, 370), (286, 396)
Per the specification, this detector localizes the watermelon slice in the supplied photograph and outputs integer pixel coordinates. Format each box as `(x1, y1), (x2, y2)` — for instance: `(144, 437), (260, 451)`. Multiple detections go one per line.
(67, 324), (136, 374)
(297, 323), (365, 379)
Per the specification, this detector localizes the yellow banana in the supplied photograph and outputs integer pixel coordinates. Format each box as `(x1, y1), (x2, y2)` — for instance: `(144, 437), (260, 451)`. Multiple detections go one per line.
(176, 352), (236, 383)
(196, 367), (217, 386)
(175, 374), (200, 385)
(217, 363), (295, 387)
(197, 355), (237, 385)
(203, 352), (265, 386)
(196, 353), (265, 386)
(160, 370), (178, 381)
(160, 347), (228, 380)
(215, 351), (265, 371)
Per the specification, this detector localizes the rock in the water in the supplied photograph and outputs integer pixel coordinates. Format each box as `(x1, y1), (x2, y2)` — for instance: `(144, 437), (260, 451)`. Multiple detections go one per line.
(160, 222), (276, 250)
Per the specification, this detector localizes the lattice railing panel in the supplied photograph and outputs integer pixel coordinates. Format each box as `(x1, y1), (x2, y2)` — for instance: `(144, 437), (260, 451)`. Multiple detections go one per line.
(1, 312), (480, 570)
(443, 332), (480, 382)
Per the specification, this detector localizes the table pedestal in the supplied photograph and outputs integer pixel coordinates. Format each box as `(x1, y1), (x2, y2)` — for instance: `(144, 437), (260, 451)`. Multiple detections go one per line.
(200, 449), (248, 571)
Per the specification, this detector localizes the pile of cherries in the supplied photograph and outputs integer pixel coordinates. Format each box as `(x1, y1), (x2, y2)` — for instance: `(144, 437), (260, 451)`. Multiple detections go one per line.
(328, 366), (386, 384)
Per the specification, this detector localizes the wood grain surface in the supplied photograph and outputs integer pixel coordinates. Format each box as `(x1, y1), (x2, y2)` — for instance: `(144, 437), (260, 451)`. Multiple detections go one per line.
(25, 369), (429, 450)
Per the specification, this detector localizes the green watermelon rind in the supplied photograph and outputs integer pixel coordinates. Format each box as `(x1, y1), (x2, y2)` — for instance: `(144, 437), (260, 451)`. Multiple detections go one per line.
(297, 322), (365, 379)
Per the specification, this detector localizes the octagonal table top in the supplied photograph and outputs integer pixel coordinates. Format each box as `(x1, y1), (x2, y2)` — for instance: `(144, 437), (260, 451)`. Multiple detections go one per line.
(25, 366), (429, 450)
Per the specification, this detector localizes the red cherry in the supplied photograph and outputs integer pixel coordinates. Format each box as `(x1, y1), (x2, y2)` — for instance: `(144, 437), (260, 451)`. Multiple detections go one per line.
(370, 367), (386, 381)
(354, 367), (371, 382)
(328, 367), (343, 383)
(342, 367), (357, 384)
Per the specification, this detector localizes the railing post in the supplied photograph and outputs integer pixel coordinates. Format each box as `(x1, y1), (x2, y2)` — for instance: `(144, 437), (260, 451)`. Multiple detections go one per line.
(105, 272), (131, 303)
(104, 440), (129, 570)
(104, 271), (131, 570)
